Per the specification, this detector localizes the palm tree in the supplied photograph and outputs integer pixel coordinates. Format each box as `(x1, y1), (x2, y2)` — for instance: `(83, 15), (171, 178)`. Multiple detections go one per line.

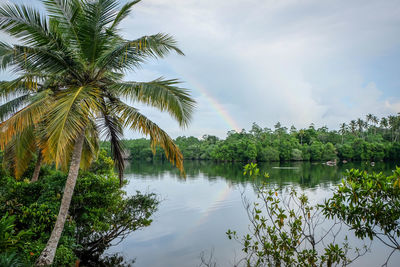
(388, 115), (399, 142)
(366, 113), (373, 137)
(339, 123), (347, 144)
(380, 117), (388, 137)
(0, 0), (195, 265)
(349, 120), (357, 136)
(356, 118), (364, 138)
(371, 115), (379, 135)
(298, 129), (305, 145)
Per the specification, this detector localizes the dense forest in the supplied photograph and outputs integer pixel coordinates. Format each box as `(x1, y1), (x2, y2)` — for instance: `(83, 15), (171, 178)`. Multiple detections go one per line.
(102, 114), (400, 162)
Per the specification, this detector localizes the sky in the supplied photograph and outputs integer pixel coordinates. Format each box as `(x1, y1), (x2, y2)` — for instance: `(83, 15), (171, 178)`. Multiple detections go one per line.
(1, 0), (400, 139)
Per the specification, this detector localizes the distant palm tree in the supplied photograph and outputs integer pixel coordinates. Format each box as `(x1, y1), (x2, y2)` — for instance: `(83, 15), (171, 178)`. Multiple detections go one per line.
(349, 120), (357, 136)
(356, 118), (364, 138)
(371, 115), (379, 135)
(388, 115), (399, 142)
(339, 123), (347, 144)
(366, 114), (373, 126)
(298, 129), (305, 145)
(0, 0), (195, 265)
(366, 113), (373, 137)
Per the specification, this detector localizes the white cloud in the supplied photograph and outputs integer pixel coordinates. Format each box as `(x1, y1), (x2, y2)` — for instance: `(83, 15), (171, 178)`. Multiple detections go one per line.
(118, 0), (400, 138)
(2, 0), (400, 138)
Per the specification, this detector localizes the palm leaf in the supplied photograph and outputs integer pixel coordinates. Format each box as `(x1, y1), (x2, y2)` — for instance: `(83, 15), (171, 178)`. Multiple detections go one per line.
(0, 3), (51, 46)
(99, 104), (125, 184)
(112, 78), (195, 127)
(0, 94), (30, 121)
(96, 33), (184, 73)
(0, 89), (51, 150)
(109, 0), (141, 31)
(43, 86), (102, 168)
(112, 100), (184, 174)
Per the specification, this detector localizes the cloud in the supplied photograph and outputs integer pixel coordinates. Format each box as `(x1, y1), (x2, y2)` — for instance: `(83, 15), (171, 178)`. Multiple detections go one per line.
(119, 0), (400, 138)
(2, 0), (400, 138)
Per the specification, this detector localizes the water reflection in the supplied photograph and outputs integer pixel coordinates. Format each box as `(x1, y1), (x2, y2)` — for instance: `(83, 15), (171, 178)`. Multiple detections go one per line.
(124, 160), (396, 188)
(107, 161), (399, 267)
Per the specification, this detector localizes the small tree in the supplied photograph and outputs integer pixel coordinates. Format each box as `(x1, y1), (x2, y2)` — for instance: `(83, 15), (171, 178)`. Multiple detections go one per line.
(227, 164), (366, 267)
(322, 168), (400, 265)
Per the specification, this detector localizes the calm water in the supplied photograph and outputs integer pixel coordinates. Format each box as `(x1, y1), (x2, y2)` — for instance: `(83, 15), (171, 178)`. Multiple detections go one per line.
(107, 161), (400, 267)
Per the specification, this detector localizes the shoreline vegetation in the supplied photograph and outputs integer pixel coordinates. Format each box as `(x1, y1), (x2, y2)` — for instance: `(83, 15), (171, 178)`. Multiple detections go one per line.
(102, 114), (400, 163)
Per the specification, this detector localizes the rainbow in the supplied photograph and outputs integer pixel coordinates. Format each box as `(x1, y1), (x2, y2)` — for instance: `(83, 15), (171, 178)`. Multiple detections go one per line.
(194, 184), (232, 227)
(179, 184), (232, 240)
(188, 78), (241, 133)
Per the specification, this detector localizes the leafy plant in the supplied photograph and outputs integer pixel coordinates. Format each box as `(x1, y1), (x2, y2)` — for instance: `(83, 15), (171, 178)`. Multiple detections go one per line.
(323, 167), (400, 264)
(226, 164), (366, 266)
(0, 213), (31, 252)
(0, 252), (28, 267)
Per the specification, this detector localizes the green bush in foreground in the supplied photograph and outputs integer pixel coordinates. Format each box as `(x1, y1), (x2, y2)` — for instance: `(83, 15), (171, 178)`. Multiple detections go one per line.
(0, 152), (158, 266)
(323, 168), (400, 264)
(224, 164), (367, 267)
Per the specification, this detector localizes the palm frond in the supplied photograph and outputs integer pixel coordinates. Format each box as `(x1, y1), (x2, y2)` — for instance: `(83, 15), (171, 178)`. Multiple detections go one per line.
(0, 89), (51, 150)
(0, 3), (51, 46)
(43, 86), (102, 168)
(112, 78), (195, 127)
(2, 126), (36, 179)
(0, 94), (30, 122)
(12, 45), (82, 79)
(108, 0), (141, 32)
(99, 104), (125, 184)
(78, 0), (120, 64)
(81, 120), (100, 170)
(0, 41), (15, 70)
(112, 100), (184, 174)
(96, 33), (184, 72)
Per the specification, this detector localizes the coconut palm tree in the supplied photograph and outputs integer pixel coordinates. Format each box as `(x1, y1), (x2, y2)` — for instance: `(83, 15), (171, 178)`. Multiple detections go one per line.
(0, 0), (195, 265)
(388, 115), (399, 142)
(349, 120), (357, 136)
(380, 117), (388, 137)
(371, 115), (379, 135)
(356, 118), (364, 138)
(339, 123), (347, 144)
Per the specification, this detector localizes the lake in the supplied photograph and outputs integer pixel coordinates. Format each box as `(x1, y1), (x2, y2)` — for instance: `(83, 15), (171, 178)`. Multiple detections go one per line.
(107, 161), (400, 267)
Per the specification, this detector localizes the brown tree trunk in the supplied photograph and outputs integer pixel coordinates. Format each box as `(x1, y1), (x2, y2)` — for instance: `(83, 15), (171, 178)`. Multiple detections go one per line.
(31, 151), (42, 183)
(36, 133), (85, 266)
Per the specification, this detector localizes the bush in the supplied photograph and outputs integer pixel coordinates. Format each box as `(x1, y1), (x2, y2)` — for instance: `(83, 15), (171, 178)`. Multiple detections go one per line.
(323, 168), (400, 253)
(0, 150), (158, 266)
(227, 164), (367, 266)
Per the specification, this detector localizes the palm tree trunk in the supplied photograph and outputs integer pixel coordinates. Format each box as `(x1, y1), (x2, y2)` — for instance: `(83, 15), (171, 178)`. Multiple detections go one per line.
(31, 151), (42, 183)
(36, 133), (85, 266)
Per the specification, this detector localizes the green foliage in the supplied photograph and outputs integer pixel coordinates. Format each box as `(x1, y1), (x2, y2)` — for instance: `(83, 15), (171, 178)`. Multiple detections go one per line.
(228, 187), (360, 266)
(227, 163), (365, 266)
(0, 213), (31, 252)
(323, 168), (400, 251)
(0, 252), (28, 267)
(110, 114), (400, 163)
(0, 151), (158, 266)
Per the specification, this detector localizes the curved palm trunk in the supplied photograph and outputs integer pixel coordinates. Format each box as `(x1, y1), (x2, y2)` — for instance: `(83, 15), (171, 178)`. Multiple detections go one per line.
(31, 151), (42, 183)
(36, 133), (85, 266)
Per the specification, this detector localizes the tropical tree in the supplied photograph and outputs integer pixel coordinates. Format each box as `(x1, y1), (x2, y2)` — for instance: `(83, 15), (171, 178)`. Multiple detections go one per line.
(380, 117), (388, 130)
(371, 115), (379, 135)
(339, 123), (347, 144)
(349, 120), (357, 136)
(356, 118), (364, 138)
(0, 0), (195, 265)
(298, 129), (305, 145)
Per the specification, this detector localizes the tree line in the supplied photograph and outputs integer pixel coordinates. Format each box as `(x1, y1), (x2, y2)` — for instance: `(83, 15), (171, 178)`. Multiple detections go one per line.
(107, 113), (400, 163)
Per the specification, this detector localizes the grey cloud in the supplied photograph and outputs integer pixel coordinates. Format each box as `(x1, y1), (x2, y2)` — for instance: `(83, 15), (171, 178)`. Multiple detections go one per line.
(3, 0), (400, 138)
